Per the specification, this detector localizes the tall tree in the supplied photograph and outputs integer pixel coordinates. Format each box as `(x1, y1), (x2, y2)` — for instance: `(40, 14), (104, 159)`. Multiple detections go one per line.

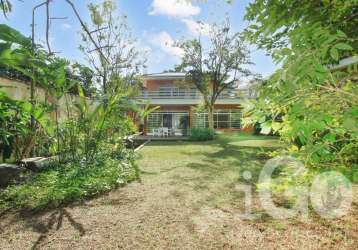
(178, 20), (251, 129)
(65, 62), (96, 97)
(80, 0), (145, 94)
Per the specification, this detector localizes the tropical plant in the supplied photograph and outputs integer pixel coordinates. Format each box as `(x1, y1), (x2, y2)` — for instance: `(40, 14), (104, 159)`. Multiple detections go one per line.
(0, 24), (57, 161)
(0, 89), (54, 161)
(243, 0), (358, 171)
(0, 5), (142, 210)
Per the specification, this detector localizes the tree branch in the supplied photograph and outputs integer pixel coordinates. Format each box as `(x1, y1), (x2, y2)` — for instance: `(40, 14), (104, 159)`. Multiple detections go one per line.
(45, 0), (52, 55)
(65, 0), (109, 64)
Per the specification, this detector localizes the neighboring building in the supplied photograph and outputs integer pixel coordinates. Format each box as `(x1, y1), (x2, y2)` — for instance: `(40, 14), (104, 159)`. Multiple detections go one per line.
(135, 72), (254, 136)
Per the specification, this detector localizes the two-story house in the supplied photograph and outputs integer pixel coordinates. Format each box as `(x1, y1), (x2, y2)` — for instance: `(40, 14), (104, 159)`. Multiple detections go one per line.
(136, 72), (253, 136)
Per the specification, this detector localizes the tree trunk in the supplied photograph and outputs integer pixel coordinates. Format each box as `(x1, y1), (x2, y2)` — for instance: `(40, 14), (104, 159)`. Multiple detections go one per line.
(103, 71), (107, 94)
(208, 104), (214, 130)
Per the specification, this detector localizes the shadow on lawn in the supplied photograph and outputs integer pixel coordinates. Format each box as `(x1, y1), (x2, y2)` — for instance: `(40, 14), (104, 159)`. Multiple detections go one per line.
(0, 208), (85, 250)
(182, 139), (274, 184)
(168, 137), (280, 212)
(31, 208), (85, 249)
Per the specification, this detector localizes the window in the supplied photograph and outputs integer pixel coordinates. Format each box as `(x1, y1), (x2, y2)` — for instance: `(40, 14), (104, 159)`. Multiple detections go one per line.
(214, 113), (230, 128)
(172, 87), (186, 96)
(158, 87), (186, 97)
(193, 110), (242, 129)
(158, 87), (172, 96)
(193, 113), (208, 128)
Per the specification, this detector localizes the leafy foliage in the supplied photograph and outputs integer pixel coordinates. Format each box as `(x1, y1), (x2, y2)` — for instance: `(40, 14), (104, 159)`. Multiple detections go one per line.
(244, 0), (358, 55)
(0, 22), (143, 210)
(243, 1), (358, 171)
(80, 0), (146, 94)
(65, 62), (97, 97)
(189, 128), (215, 141)
(1, 149), (137, 210)
(0, 24), (96, 98)
(0, 89), (54, 161)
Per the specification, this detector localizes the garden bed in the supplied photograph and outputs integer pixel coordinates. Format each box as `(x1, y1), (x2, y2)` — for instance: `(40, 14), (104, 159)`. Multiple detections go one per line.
(1, 133), (356, 249)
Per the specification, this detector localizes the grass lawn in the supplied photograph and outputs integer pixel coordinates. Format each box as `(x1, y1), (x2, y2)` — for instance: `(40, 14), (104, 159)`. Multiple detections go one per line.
(139, 133), (278, 208)
(134, 133), (357, 249)
(0, 132), (357, 249)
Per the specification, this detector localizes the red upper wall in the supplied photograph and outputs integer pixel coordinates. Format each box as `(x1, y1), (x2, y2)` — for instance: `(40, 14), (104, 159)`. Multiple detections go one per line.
(143, 79), (178, 90)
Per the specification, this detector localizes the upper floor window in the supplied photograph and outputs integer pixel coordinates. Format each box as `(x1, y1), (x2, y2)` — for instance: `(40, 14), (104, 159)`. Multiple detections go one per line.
(158, 87), (186, 96)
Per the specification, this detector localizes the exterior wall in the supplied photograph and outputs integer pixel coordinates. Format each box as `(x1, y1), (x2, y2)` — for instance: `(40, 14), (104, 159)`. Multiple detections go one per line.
(144, 79), (183, 90)
(0, 77), (99, 122)
(141, 102), (248, 135)
(213, 104), (242, 109)
(138, 76), (252, 135)
(0, 77), (47, 102)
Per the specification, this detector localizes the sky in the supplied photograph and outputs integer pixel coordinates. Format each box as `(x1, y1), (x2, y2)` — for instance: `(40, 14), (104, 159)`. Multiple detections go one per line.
(0, 0), (277, 77)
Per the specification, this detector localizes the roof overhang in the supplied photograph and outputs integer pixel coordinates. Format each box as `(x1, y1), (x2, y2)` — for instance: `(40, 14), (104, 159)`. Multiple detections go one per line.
(142, 72), (186, 80)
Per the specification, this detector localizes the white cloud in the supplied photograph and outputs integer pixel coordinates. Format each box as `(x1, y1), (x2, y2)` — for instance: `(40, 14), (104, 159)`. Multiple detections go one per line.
(182, 19), (211, 36)
(61, 23), (72, 30)
(150, 31), (184, 58)
(149, 0), (200, 19)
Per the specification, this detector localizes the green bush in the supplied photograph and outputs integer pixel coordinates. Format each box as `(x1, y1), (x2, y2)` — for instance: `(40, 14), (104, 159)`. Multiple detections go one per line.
(189, 128), (215, 141)
(0, 149), (139, 211)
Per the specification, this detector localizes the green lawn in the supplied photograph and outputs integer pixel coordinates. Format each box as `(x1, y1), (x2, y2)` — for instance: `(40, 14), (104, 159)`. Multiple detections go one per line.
(139, 133), (283, 209)
(135, 132), (357, 248)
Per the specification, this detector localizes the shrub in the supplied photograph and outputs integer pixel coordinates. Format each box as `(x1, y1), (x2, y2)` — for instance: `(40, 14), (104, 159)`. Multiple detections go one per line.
(0, 149), (138, 211)
(189, 128), (215, 141)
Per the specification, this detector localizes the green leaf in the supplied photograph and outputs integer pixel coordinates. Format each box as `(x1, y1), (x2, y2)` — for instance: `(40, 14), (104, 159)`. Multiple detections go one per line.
(323, 133), (335, 142)
(334, 43), (353, 51)
(343, 118), (358, 131)
(336, 30), (347, 38)
(330, 48), (339, 61)
(314, 64), (326, 73)
(0, 24), (31, 47)
(260, 122), (272, 135)
(0, 42), (11, 53)
(271, 121), (283, 132)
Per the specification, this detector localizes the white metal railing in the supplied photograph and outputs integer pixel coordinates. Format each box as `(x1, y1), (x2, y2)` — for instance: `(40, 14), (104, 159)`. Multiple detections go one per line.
(138, 89), (247, 99)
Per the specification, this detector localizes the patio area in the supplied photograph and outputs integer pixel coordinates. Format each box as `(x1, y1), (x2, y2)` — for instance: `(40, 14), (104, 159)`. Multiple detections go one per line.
(133, 135), (189, 141)
(145, 111), (189, 137)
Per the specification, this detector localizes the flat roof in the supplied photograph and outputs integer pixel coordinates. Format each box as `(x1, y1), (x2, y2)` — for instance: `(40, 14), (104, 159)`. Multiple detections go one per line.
(143, 72), (186, 79)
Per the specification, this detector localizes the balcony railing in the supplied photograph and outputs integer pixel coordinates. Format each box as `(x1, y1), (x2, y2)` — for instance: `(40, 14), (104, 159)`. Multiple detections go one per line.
(138, 89), (249, 99)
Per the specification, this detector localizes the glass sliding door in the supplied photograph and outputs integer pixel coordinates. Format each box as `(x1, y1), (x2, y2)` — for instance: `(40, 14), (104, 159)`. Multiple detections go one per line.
(162, 114), (172, 128)
(147, 111), (189, 136)
(172, 113), (189, 135)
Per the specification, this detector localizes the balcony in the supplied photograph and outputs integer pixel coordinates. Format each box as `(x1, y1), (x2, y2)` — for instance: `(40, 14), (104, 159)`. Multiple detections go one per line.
(137, 89), (247, 99)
